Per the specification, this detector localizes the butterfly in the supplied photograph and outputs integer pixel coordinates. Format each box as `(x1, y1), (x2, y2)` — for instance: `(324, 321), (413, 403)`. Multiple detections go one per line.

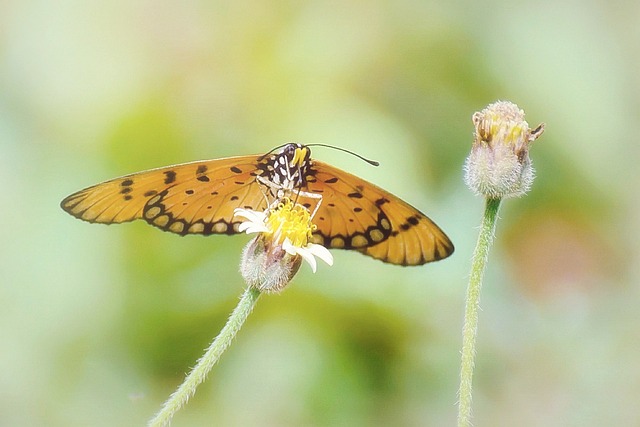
(60, 143), (454, 266)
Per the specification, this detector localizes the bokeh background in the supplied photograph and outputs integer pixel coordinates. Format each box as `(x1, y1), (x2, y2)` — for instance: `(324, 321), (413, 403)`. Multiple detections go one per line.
(2, 1), (638, 426)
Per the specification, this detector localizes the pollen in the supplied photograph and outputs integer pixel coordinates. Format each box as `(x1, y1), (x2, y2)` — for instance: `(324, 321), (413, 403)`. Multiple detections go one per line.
(266, 198), (315, 247)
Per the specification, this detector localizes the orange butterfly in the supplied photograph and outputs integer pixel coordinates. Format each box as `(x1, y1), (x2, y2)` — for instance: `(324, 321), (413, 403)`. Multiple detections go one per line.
(60, 143), (454, 265)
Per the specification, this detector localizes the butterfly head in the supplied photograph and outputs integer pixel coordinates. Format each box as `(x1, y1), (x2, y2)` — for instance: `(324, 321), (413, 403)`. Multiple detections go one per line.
(270, 143), (311, 188)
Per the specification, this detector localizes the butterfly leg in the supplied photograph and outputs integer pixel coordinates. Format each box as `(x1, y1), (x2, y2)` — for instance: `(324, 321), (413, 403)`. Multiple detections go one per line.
(309, 194), (322, 220)
(292, 189), (323, 220)
(256, 175), (323, 218)
(256, 175), (295, 212)
(256, 177), (274, 208)
(256, 175), (295, 200)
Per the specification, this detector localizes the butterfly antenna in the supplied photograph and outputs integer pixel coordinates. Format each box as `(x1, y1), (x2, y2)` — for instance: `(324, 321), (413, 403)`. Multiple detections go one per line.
(258, 143), (289, 161)
(259, 142), (379, 166)
(307, 143), (380, 167)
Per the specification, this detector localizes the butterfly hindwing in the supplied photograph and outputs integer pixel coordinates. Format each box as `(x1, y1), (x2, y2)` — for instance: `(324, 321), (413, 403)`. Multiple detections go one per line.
(60, 155), (268, 235)
(304, 160), (454, 266)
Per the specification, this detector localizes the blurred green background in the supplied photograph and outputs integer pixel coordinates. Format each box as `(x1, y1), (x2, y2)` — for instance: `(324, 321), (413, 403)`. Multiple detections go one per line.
(2, 1), (638, 426)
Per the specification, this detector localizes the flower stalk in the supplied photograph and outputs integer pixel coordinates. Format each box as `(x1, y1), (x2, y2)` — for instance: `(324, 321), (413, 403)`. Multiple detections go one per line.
(457, 197), (501, 427)
(148, 287), (261, 427)
(148, 196), (332, 426)
(457, 101), (544, 426)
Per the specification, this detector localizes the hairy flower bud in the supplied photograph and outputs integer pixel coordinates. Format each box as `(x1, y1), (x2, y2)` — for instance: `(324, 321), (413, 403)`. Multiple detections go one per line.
(464, 101), (545, 199)
(240, 234), (303, 293)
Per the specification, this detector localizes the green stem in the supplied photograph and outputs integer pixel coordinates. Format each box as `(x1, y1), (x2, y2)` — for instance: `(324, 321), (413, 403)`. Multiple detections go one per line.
(148, 287), (262, 427)
(457, 197), (502, 427)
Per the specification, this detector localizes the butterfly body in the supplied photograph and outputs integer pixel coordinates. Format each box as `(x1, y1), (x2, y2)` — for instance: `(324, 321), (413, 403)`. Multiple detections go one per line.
(61, 143), (453, 265)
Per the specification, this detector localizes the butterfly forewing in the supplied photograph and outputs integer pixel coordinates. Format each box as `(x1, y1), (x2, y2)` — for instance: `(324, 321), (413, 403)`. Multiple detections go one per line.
(305, 160), (454, 266)
(60, 155), (268, 235)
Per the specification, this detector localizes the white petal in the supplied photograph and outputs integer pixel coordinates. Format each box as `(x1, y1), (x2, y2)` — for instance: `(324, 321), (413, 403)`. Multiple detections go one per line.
(233, 208), (266, 223)
(281, 238), (298, 256)
(238, 221), (252, 233)
(296, 246), (318, 273)
(233, 207), (251, 219)
(282, 239), (332, 273)
(306, 243), (334, 266)
(239, 222), (269, 234)
(234, 208), (269, 235)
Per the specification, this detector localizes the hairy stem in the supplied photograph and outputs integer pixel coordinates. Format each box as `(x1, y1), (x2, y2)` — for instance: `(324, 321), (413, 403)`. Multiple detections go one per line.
(148, 287), (261, 427)
(458, 197), (501, 427)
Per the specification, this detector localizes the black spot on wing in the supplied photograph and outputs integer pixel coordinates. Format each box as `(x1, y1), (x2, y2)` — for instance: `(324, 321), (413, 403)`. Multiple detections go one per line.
(164, 171), (177, 184)
(196, 165), (210, 182)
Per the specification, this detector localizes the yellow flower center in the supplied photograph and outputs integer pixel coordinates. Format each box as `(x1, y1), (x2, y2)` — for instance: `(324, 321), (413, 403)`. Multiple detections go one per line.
(487, 116), (527, 146)
(266, 198), (315, 247)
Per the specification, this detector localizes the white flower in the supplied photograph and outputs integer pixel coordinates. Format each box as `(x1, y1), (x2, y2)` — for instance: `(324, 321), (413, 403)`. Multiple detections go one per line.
(233, 199), (333, 292)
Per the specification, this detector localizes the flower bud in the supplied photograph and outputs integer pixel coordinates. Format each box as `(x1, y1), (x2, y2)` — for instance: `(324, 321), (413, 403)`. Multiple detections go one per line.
(240, 234), (302, 293)
(464, 101), (544, 199)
